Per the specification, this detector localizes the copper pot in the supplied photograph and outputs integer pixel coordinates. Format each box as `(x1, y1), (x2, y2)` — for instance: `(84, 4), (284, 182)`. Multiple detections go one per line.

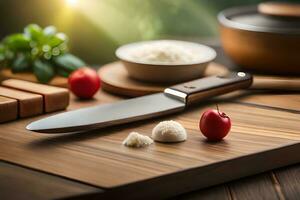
(218, 2), (300, 75)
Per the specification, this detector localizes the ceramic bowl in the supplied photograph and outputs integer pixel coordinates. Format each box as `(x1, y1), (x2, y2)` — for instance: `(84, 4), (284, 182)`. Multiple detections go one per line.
(115, 40), (216, 83)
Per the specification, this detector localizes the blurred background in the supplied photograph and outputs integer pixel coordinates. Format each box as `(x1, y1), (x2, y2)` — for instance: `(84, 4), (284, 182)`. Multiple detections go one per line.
(0, 0), (297, 64)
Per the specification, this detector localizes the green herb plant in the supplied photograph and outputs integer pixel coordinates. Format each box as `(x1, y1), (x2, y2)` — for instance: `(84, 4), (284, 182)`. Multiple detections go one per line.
(0, 24), (86, 83)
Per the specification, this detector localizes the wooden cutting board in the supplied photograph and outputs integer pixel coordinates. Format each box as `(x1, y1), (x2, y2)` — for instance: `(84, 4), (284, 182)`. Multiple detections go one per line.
(0, 89), (299, 199)
(0, 79), (70, 123)
(98, 62), (300, 97)
(0, 69), (68, 88)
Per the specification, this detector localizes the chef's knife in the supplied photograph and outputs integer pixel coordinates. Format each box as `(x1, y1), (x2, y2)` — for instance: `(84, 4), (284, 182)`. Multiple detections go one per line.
(27, 72), (252, 133)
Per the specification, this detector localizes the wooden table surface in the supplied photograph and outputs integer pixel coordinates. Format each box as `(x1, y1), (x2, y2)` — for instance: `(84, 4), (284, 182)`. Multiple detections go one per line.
(1, 91), (299, 200)
(1, 46), (300, 200)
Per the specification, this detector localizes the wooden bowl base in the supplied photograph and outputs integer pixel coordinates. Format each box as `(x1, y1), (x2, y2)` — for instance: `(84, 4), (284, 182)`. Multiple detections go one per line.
(98, 62), (229, 97)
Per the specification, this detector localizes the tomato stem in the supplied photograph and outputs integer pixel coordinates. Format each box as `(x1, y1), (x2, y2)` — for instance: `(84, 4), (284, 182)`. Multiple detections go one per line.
(216, 104), (228, 118)
(216, 104), (221, 115)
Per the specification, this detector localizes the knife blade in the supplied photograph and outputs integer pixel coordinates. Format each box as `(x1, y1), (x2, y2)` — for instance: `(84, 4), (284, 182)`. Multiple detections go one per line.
(27, 72), (252, 133)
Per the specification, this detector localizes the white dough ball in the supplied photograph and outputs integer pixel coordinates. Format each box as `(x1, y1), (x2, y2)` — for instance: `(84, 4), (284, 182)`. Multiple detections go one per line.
(152, 120), (187, 142)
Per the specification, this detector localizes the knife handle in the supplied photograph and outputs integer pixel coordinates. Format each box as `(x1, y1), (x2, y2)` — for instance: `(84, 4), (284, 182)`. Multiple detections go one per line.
(164, 72), (253, 106)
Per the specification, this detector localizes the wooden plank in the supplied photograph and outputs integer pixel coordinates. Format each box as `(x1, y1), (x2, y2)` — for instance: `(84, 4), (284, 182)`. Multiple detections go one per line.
(174, 185), (230, 200)
(0, 86), (43, 117)
(252, 75), (300, 91)
(2, 79), (70, 112)
(233, 92), (300, 112)
(0, 69), (68, 88)
(0, 92), (300, 199)
(173, 164), (300, 200)
(0, 161), (102, 200)
(0, 96), (17, 122)
(274, 164), (300, 199)
(229, 173), (281, 200)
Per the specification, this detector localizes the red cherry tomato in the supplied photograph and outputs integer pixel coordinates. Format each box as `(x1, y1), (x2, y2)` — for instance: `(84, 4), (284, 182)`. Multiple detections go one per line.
(68, 68), (101, 99)
(199, 108), (231, 141)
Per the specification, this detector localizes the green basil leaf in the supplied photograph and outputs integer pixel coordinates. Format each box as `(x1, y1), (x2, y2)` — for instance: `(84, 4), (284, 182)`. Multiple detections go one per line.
(47, 33), (67, 48)
(53, 53), (86, 72)
(11, 53), (30, 72)
(24, 24), (44, 42)
(47, 37), (64, 48)
(33, 59), (55, 83)
(3, 34), (30, 51)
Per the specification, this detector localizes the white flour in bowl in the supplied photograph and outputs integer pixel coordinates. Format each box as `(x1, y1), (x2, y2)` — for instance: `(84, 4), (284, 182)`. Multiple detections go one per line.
(127, 41), (201, 64)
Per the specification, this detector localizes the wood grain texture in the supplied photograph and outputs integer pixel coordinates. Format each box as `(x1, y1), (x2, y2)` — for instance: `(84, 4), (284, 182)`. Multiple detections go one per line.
(0, 90), (299, 198)
(6, 160), (300, 199)
(98, 62), (300, 97)
(175, 185), (231, 200)
(232, 92), (300, 112)
(0, 96), (17, 123)
(0, 86), (43, 117)
(0, 161), (102, 200)
(229, 173), (281, 200)
(252, 75), (300, 91)
(0, 69), (68, 87)
(275, 164), (300, 200)
(2, 79), (70, 112)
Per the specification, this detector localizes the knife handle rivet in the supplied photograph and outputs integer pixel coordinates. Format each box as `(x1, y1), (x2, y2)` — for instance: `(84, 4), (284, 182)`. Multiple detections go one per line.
(237, 72), (246, 77)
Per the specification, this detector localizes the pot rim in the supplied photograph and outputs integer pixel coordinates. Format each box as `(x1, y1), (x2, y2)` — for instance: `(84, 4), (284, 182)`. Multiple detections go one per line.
(218, 5), (300, 35)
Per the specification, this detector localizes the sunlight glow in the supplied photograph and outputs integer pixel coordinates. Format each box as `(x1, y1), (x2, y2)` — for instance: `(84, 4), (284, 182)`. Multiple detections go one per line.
(66, 0), (79, 7)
